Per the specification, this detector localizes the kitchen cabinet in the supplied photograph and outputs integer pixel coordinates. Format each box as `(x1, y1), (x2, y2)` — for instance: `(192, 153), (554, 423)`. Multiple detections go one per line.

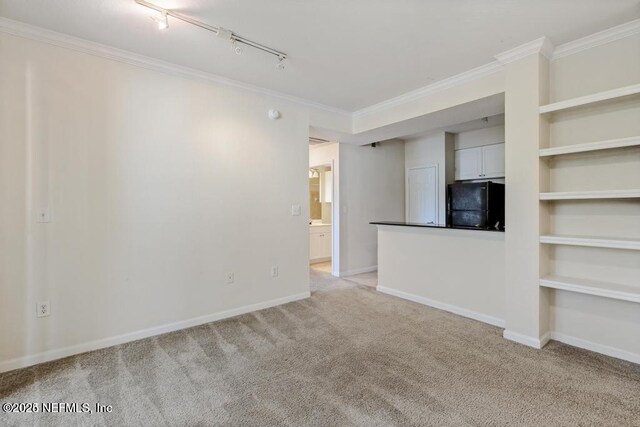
(310, 225), (331, 261)
(455, 147), (483, 180)
(454, 143), (505, 180)
(481, 143), (505, 178)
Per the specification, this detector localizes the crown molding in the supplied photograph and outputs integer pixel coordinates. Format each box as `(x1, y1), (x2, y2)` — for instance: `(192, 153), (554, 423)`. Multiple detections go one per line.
(354, 36), (558, 119)
(352, 60), (504, 118)
(494, 36), (555, 65)
(552, 18), (640, 60)
(0, 17), (350, 118)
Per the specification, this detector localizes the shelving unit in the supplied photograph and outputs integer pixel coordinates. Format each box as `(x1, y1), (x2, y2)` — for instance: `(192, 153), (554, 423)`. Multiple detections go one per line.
(540, 235), (640, 251)
(540, 189), (640, 200)
(540, 275), (640, 303)
(539, 135), (640, 157)
(539, 83), (640, 114)
(538, 80), (640, 310)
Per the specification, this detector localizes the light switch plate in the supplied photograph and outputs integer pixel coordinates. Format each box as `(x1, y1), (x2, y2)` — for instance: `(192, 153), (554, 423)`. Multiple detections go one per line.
(291, 204), (301, 216)
(226, 272), (234, 284)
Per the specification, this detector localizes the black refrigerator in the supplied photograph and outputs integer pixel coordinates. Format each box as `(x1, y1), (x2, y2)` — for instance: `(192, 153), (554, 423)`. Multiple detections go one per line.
(447, 182), (505, 230)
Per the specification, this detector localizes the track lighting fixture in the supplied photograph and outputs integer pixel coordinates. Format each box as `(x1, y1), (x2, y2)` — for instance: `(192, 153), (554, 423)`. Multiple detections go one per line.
(135, 0), (288, 66)
(152, 10), (168, 30)
(216, 27), (233, 42)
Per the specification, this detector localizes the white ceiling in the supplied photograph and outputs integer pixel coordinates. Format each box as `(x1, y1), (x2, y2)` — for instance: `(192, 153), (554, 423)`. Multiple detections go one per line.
(1, 0), (638, 111)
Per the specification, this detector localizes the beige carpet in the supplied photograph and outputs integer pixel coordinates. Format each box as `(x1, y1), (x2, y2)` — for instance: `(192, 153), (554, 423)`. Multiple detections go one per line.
(1, 268), (639, 426)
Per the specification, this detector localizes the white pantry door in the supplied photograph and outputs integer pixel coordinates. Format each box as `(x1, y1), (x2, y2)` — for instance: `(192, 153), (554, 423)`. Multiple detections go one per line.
(407, 166), (438, 224)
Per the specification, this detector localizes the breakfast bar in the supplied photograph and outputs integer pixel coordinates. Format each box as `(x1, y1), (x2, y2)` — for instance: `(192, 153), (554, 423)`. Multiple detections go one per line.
(372, 221), (506, 327)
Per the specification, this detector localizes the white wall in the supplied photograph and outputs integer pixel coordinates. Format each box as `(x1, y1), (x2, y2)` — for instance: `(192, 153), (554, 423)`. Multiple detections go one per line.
(0, 33), (312, 370)
(309, 143), (338, 167)
(503, 52), (551, 348)
(353, 71), (505, 133)
(339, 140), (405, 275)
(377, 226), (505, 325)
(454, 125), (505, 150)
(404, 132), (454, 224)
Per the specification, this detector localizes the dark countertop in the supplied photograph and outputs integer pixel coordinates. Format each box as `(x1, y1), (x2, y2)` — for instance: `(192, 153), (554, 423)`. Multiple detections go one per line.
(370, 221), (505, 233)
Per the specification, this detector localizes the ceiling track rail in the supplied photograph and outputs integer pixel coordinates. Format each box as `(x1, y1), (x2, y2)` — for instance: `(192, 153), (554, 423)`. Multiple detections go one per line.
(134, 0), (288, 60)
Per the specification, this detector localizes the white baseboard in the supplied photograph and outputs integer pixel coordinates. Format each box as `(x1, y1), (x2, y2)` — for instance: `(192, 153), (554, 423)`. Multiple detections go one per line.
(340, 265), (378, 277)
(503, 329), (551, 349)
(377, 286), (505, 328)
(0, 291), (310, 374)
(550, 332), (640, 365)
(309, 257), (331, 264)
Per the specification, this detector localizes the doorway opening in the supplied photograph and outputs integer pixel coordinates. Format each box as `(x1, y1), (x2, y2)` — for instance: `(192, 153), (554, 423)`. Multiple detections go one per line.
(309, 163), (333, 273)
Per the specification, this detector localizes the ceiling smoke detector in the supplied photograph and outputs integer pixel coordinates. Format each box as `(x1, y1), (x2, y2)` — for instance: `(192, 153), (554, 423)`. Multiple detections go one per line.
(268, 109), (281, 120)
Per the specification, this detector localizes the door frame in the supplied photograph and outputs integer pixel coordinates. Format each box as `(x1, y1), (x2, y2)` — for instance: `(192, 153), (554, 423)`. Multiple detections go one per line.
(405, 164), (439, 225)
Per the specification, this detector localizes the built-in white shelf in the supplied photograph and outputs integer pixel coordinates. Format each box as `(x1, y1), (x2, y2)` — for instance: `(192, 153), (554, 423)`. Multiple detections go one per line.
(539, 83), (640, 114)
(539, 136), (640, 157)
(540, 235), (640, 251)
(540, 189), (640, 200)
(540, 275), (640, 303)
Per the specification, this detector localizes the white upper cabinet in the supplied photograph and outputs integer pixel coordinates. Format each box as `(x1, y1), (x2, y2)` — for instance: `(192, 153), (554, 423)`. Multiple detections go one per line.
(481, 143), (505, 178)
(455, 147), (483, 180)
(455, 143), (505, 180)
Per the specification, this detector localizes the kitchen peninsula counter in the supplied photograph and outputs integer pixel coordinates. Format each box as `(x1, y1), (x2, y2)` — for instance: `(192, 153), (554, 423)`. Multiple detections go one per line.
(373, 221), (506, 327)
(370, 221), (504, 232)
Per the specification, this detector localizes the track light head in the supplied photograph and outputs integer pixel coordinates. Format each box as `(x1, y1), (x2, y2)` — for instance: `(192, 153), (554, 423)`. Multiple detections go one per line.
(232, 41), (243, 55)
(276, 57), (286, 70)
(152, 10), (169, 30)
(217, 27), (233, 42)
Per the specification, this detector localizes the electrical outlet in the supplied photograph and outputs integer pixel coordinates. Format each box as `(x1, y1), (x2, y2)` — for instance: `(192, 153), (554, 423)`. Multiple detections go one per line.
(37, 301), (50, 317)
(291, 204), (301, 216)
(271, 266), (279, 278)
(226, 272), (234, 284)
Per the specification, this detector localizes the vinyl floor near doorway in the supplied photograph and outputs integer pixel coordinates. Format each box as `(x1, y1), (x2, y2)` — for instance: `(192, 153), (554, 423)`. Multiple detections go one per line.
(1, 268), (639, 426)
